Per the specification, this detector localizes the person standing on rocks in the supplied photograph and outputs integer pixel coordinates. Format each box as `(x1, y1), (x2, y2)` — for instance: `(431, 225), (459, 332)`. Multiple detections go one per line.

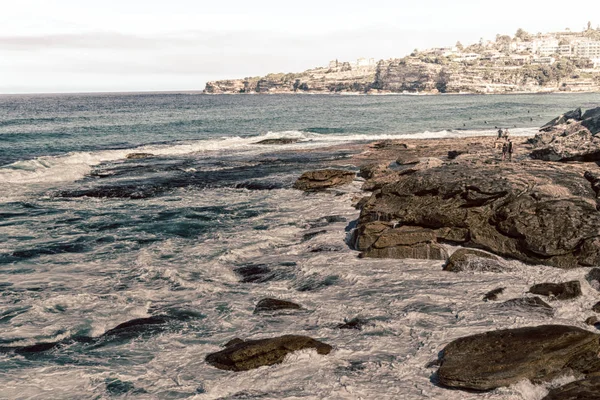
(507, 139), (514, 161)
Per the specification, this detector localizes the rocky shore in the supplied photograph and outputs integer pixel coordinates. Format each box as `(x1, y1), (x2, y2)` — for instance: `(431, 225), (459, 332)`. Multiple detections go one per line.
(288, 106), (600, 397)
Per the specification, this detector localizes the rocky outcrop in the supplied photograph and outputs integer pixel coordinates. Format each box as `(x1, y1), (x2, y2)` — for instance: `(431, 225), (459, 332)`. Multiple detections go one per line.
(438, 325), (600, 391)
(354, 223), (448, 260)
(529, 281), (582, 300)
(531, 107), (600, 161)
(293, 169), (355, 192)
(542, 376), (600, 400)
(337, 317), (369, 330)
(254, 298), (302, 314)
(205, 335), (332, 371)
(444, 248), (508, 273)
(539, 108), (582, 131)
(356, 161), (600, 268)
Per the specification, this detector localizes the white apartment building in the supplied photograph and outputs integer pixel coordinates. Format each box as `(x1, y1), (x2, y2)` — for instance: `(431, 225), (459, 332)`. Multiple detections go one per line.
(355, 58), (376, 67)
(454, 53), (481, 62)
(534, 38), (560, 56)
(574, 41), (600, 58)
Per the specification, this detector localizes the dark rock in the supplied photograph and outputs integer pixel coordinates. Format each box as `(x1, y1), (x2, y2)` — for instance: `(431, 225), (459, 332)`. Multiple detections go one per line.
(499, 297), (554, 316)
(592, 301), (600, 313)
(293, 169), (355, 192)
(309, 244), (344, 253)
(233, 264), (293, 284)
(435, 227), (470, 243)
(254, 138), (300, 145)
(100, 315), (171, 340)
(254, 298), (301, 314)
(356, 162), (600, 268)
(444, 248), (508, 273)
(224, 338), (245, 347)
(585, 316), (599, 325)
(585, 268), (600, 291)
(371, 140), (408, 149)
(353, 196), (370, 210)
(205, 335), (332, 371)
(358, 163), (388, 180)
(438, 325), (600, 391)
(448, 150), (467, 159)
(355, 223), (448, 260)
(396, 156), (420, 166)
(483, 287), (505, 301)
(582, 107), (600, 121)
(542, 376), (600, 400)
(540, 108), (582, 131)
(529, 281), (582, 300)
(105, 378), (147, 395)
(126, 153), (154, 159)
(337, 317), (368, 330)
(581, 107), (600, 135)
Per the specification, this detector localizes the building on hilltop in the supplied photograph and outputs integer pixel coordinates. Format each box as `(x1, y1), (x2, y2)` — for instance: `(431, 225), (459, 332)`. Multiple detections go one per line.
(574, 40), (600, 58)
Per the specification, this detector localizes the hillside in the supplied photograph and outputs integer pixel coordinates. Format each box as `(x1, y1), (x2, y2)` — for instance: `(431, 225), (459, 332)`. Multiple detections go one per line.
(204, 28), (600, 95)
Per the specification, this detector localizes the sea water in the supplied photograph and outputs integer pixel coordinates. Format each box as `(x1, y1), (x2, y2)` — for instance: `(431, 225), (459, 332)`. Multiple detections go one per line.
(1, 92), (600, 399)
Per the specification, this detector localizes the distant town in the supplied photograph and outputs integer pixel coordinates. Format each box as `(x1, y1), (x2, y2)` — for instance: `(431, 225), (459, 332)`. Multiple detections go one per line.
(205, 24), (600, 94)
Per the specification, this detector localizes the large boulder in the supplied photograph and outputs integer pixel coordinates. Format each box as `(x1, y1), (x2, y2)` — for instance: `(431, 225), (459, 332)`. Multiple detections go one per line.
(354, 223), (448, 260)
(540, 108), (582, 131)
(530, 123), (600, 161)
(438, 325), (600, 391)
(542, 376), (600, 400)
(444, 248), (508, 273)
(293, 169), (355, 192)
(356, 162), (600, 268)
(205, 335), (332, 371)
(581, 106), (600, 135)
(529, 281), (582, 300)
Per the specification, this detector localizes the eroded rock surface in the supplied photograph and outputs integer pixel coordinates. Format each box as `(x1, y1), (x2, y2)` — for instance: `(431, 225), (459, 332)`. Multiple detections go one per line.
(356, 161), (600, 268)
(354, 223), (448, 260)
(205, 335), (332, 371)
(293, 169), (355, 192)
(542, 376), (600, 400)
(444, 248), (508, 273)
(438, 325), (600, 391)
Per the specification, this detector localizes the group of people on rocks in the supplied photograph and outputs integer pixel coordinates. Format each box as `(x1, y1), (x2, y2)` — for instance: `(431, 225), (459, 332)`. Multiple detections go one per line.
(497, 128), (514, 161)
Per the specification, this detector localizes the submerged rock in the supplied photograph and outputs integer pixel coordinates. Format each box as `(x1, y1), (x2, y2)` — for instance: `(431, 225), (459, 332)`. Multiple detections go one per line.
(254, 138), (300, 145)
(499, 297), (554, 316)
(529, 281), (582, 300)
(205, 335), (332, 371)
(337, 317), (369, 330)
(483, 287), (505, 301)
(444, 248), (508, 273)
(542, 376), (600, 400)
(293, 169), (355, 192)
(438, 325), (600, 391)
(585, 268), (600, 291)
(254, 298), (302, 314)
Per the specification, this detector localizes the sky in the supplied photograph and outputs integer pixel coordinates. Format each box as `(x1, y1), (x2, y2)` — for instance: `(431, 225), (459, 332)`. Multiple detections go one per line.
(0, 0), (598, 93)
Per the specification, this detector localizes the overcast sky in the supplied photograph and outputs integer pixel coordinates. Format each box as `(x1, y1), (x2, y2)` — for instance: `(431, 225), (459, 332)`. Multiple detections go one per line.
(0, 0), (598, 93)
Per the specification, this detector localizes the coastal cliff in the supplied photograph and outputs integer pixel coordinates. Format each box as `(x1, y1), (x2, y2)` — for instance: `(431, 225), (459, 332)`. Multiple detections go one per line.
(205, 57), (600, 94)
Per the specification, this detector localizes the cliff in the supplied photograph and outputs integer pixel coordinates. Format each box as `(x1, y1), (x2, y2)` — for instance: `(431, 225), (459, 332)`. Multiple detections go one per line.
(204, 57), (600, 95)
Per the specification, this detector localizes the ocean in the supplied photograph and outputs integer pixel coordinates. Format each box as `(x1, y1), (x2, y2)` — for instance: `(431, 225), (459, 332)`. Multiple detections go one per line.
(1, 92), (600, 399)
